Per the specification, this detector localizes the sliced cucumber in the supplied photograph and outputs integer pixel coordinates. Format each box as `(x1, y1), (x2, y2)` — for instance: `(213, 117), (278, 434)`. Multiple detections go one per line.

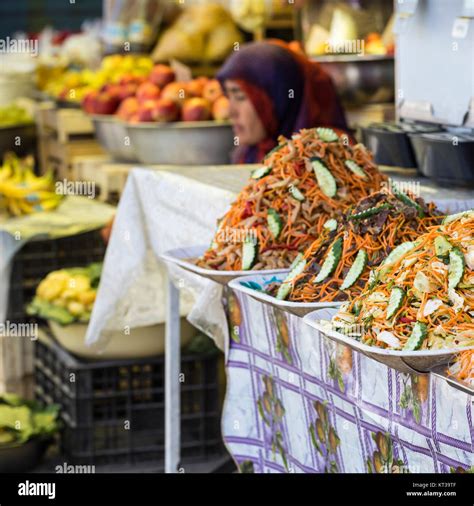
(276, 255), (307, 300)
(386, 287), (405, 320)
(392, 188), (424, 217)
(344, 160), (367, 179)
(323, 218), (338, 232)
(448, 247), (465, 290)
(349, 203), (392, 220)
(314, 238), (343, 284)
(267, 209), (282, 239)
(340, 249), (368, 290)
(403, 322), (428, 351)
(311, 158), (337, 198)
(382, 241), (416, 267)
(317, 127), (339, 143)
(289, 185), (305, 202)
(242, 240), (258, 270)
(434, 235), (452, 257)
(442, 209), (474, 225)
(251, 166), (272, 179)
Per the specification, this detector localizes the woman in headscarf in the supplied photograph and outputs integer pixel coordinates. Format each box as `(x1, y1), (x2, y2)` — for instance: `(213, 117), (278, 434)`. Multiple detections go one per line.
(217, 40), (349, 164)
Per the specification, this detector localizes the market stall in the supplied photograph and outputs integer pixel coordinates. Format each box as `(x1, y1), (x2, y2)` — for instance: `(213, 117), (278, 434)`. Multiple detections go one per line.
(0, 0), (473, 489)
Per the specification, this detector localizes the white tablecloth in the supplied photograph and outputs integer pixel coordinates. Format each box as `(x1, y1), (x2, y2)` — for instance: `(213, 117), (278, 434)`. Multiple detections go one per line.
(86, 165), (474, 353)
(86, 165), (252, 352)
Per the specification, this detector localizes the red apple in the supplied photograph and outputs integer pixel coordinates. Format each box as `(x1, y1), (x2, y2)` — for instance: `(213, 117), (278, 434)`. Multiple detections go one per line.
(181, 97), (212, 122)
(161, 81), (188, 104)
(202, 79), (223, 104)
(212, 95), (230, 120)
(116, 97), (139, 121)
(149, 64), (175, 88)
(136, 100), (158, 122)
(136, 81), (161, 103)
(116, 82), (139, 101)
(81, 90), (99, 113)
(119, 74), (146, 86)
(152, 98), (180, 122)
(186, 77), (209, 97)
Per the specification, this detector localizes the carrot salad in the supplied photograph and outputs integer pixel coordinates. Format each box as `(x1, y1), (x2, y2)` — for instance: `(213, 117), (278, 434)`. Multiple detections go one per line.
(448, 350), (474, 387)
(196, 127), (388, 271)
(268, 189), (442, 302)
(331, 210), (474, 351)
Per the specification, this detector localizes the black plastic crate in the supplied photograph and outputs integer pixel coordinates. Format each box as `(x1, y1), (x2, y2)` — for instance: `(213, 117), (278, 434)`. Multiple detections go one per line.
(7, 229), (106, 323)
(34, 334), (225, 468)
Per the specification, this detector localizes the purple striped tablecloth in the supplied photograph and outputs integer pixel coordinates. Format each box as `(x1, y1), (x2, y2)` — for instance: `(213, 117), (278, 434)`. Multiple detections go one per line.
(222, 290), (474, 474)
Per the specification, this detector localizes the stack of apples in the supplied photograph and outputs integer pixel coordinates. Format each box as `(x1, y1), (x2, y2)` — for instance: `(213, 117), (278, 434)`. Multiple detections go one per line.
(82, 63), (230, 124)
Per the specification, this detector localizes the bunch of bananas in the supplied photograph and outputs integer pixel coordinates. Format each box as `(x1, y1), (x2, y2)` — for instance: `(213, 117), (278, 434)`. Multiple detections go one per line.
(28, 263), (102, 325)
(0, 153), (62, 217)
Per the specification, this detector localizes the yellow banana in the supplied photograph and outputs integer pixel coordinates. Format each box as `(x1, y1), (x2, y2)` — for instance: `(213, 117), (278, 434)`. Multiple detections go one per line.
(7, 198), (22, 216)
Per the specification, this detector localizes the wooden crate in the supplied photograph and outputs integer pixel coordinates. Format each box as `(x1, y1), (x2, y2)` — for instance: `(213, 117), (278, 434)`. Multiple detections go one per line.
(36, 103), (105, 180)
(71, 155), (135, 202)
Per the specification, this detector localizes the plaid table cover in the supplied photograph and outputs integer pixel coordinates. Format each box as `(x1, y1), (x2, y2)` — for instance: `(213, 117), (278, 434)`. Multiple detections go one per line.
(222, 290), (474, 474)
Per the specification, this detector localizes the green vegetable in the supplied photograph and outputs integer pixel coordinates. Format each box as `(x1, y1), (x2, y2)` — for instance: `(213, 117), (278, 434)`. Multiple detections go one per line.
(349, 203), (392, 220)
(448, 247), (465, 290)
(340, 249), (367, 290)
(344, 160), (367, 179)
(323, 218), (338, 232)
(242, 239), (258, 270)
(314, 238), (343, 283)
(0, 394), (59, 446)
(403, 322), (428, 351)
(386, 287), (405, 320)
(434, 235), (453, 258)
(311, 158), (337, 198)
(251, 166), (272, 179)
(289, 185), (305, 202)
(392, 188), (424, 217)
(382, 242), (416, 267)
(317, 127), (339, 142)
(276, 254), (306, 300)
(27, 297), (75, 326)
(442, 209), (474, 225)
(267, 209), (282, 239)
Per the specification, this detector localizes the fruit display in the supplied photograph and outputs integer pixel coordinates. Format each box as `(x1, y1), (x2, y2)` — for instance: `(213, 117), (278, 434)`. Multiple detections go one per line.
(0, 103), (33, 128)
(151, 4), (243, 63)
(0, 393), (59, 446)
(0, 153), (62, 217)
(27, 263), (102, 325)
(83, 63), (230, 123)
(41, 54), (153, 105)
(331, 211), (474, 351)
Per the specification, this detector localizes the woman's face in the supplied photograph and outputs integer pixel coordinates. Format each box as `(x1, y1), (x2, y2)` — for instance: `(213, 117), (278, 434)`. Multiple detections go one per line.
(224, 80), (267, 146)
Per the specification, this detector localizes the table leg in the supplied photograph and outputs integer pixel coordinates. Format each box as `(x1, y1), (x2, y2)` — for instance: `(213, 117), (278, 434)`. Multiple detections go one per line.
(165, 275), (180, 473)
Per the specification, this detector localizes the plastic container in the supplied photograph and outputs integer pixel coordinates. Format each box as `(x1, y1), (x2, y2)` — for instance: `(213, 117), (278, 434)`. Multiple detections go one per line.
(34, 333), (225, 468)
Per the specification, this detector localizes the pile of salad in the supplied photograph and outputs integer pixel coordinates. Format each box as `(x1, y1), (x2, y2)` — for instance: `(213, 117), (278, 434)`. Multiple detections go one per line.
(267, 189), (442, 302)
(196, 127), (387, 271)
(330, 210), (474, 351)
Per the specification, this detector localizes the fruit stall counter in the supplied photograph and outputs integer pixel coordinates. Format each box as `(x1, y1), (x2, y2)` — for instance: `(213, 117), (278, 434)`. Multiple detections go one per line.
(82, 163), (474, 472)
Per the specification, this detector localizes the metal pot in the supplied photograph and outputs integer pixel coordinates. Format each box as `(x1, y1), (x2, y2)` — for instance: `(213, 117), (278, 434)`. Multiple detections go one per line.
(126, 121), (234, 165)
(313, 55), (395, 107)
(91, 115), (138, 162)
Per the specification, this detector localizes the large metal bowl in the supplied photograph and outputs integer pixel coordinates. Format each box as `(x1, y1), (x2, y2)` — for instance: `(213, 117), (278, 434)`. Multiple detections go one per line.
(313, 55), (395, 107)
(91, 115), (138, 162)
(126, 121), (234, 165)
